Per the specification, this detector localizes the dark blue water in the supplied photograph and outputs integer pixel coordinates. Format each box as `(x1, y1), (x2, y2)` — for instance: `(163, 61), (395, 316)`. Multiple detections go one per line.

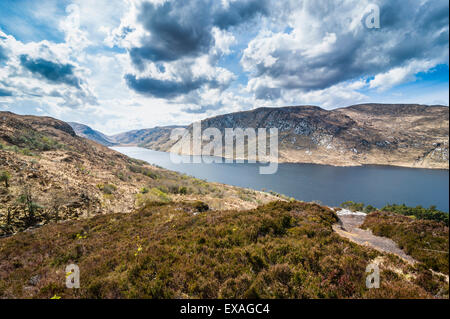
(112, 146), (449, 212)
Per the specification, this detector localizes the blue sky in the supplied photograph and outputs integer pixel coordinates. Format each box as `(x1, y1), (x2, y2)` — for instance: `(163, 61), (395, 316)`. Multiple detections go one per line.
(0, 0), (448, 134)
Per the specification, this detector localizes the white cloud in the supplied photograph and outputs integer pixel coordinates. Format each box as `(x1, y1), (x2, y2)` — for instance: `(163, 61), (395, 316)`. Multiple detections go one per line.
(369, 59), (437, 91)
(241, 0), (449, 103)
(0, 0), (448, 134)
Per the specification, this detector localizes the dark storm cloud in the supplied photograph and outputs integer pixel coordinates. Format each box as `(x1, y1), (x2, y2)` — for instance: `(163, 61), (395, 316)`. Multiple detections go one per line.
(0, 87), (13, 96)
(125, 74), (210, 99)
(213, 0), (269, 30)
(130, 1), (212, 66)
(182, 102), (224, 114)
(19, 54), (82, 89)
(130, 0), (268, 66)
(126, 0), (267, 98)
(243, 0), (449, 100)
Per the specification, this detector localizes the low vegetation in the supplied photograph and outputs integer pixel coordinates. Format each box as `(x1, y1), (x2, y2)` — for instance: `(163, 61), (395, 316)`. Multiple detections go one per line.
(0, 170), (11, 188)
(340, 201), (448, 226)
(0, 129), (65, 155)
(361, 211), (449, 275)
(97, 183), (117, 195)
(0, 201), (446, 299)
(340, 201), (377, 213)
(380, 204), (448, 226)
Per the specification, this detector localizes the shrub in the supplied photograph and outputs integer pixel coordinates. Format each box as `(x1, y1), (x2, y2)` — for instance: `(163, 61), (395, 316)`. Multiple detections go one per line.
(115, 171), (129, 181)
(193, 201), (209, 212)
(363, 205), (377, 213)
(0, 170), (11, 188)
(0, 201), (445, 299)
(136, 188), (172, 206)
(167, 185), (189, 194)
(9, 130), (64, 152)
(381, 204), (448, 225)
(362, 211), (449, 274)
(97, 183), (117, 194)
(340, 201), (365, 212)
(128, 165), (158, 179)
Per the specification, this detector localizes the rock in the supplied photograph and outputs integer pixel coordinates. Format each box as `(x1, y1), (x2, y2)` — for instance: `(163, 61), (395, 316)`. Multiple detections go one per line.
(28, 274), (40, 286)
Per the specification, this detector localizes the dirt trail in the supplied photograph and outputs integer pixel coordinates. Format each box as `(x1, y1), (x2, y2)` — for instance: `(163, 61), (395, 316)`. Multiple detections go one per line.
(333, 211), (417, 264)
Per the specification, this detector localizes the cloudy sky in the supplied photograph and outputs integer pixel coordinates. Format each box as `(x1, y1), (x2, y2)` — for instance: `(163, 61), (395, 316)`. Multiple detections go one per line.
(0, 0), (448, 134)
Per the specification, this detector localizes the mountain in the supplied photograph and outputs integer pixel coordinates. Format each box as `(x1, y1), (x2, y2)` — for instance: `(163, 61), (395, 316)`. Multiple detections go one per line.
(111, 125), (185, 150)
(68, 122), (117, 146)
(0, 111), (276, 236)
(109, 104), (449, 169)
(68, 122), (185, 150)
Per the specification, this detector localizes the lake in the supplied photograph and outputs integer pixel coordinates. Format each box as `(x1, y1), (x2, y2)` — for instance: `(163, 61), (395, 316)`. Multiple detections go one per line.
(112, 146), (449, 212)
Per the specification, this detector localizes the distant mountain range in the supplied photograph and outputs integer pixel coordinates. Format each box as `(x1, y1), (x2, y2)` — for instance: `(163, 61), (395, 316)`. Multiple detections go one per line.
(69, 104), (449, 169)
(67, 122), (117, 146)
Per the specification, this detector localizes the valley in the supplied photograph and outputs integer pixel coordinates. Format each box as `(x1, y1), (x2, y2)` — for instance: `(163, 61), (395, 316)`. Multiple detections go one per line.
(0, 110), (448, 299)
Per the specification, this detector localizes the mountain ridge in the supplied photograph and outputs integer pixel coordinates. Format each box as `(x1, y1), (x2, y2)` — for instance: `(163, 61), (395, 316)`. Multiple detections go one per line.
(68, 122), (117, 146)
(71, 103), (449, 169)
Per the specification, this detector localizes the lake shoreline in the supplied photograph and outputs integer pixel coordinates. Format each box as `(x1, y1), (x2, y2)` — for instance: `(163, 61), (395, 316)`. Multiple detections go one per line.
(111, 146), (449, 212)
(113, 144), (449, 171)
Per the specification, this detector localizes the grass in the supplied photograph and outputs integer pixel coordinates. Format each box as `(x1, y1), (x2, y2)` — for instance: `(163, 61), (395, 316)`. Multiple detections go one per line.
(0, 201), (446, 299)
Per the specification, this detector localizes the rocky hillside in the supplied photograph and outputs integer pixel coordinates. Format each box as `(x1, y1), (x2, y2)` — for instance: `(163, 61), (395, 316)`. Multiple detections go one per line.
(111, 126), (184, 150)
(105, 104), (448, 169)
(0, 111), (277, 237)
(336, 104), (449, 169)
(68, 122), (117, 146)
(69, 122), (184, 150)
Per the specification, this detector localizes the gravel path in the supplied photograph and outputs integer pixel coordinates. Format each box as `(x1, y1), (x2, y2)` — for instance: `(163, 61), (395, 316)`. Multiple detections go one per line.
(333, 211), (417, 264)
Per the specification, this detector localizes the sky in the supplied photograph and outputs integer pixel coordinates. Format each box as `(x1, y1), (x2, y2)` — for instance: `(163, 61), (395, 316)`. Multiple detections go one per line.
(0, 0), (448, 135)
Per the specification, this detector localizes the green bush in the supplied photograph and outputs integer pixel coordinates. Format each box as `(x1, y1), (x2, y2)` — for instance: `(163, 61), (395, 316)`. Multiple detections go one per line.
(193, 201), (209, 212)
(10, 130), (64, 151)
(362, 211), (449, 274)
(340, 201), (365, 212)
(0, 170), (11, 188)
(128, 165), (158, 179)
(381, 204), (448, 225)
(97, 183), (117, 195)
